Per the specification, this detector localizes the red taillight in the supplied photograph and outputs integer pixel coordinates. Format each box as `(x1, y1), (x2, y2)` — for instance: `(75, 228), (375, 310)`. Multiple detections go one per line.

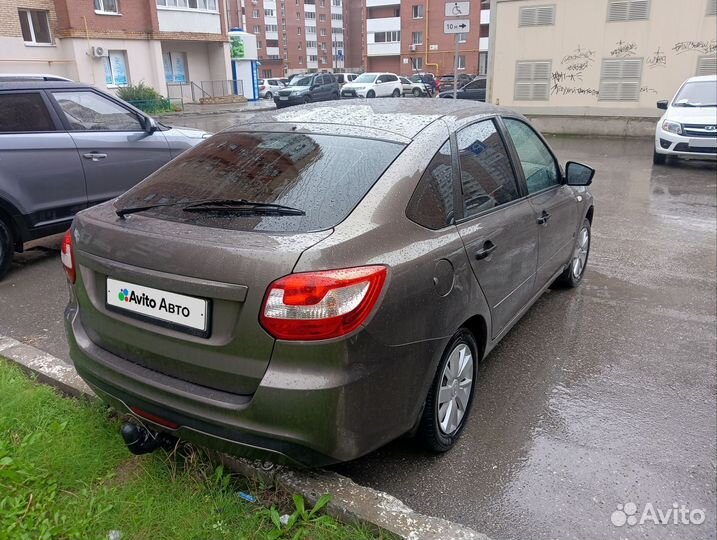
(130, 407), (179, 430)
(260, 265), (388, 341)
(61, 229), (75, 284)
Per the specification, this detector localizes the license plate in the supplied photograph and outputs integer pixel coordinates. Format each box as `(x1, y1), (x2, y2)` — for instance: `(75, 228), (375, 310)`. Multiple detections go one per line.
(689, 138), (717, 149)
(280, 96), (289, 101)
(106, 278), (209, 336)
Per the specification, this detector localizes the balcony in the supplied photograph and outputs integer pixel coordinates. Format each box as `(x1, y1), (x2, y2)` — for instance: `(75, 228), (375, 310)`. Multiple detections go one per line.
(367, 42), (400, 56)
(366, 0), (399, 6)
(366, 16), (400, 33)
(157, 8), (221, 33)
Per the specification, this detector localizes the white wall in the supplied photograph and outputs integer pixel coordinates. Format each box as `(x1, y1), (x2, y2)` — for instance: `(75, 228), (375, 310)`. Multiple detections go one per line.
(157, 8), (221, 34)
(0, 36), (76, 80)
(491, 0), (717, 115)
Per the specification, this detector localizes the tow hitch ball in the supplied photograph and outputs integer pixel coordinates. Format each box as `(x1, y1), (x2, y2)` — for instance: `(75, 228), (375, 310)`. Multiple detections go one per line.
(120, 423), (177, 455)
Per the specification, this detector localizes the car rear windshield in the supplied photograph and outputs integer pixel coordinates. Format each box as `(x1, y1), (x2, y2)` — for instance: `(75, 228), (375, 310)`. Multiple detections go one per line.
(114, 132), (405, 233)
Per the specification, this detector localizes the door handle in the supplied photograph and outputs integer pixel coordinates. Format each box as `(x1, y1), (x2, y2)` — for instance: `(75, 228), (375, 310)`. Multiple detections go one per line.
(537, 210), (551, 225)
(82, 152), (108, 161)
(475, 240), (497, 260)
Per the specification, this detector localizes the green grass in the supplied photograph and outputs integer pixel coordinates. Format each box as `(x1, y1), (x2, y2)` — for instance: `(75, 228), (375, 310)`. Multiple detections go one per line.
(0, 360), (388, 540)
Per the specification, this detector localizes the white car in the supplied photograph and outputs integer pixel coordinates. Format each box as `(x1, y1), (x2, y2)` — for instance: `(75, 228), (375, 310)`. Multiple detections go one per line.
(259, 78), (286, 100)
(340, 72), (403, 98)
(399, 76), (427, 97)
(654, 74), (717, 164)
(333, 73), (359, 86)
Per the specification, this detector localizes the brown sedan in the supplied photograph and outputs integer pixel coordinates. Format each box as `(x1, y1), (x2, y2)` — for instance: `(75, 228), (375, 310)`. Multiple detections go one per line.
(62, 100), (595, 466)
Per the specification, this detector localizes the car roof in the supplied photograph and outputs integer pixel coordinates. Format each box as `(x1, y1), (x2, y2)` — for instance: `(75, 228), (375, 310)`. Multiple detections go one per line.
(686, 74), (717, 83)
(0, 80), (89, 91)
(231, 99), (509, 140)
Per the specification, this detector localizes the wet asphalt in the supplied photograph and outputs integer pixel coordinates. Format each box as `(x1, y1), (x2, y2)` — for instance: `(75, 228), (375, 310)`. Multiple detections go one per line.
(0, 112), (715, 540)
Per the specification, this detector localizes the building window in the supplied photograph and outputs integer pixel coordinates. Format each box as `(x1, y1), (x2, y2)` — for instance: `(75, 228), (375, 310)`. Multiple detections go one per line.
(411, 31), (423, 45)
(103, 50), (129, 87)
(262, 69), (272, 78)
(252, 8), (259, 17)
(304, 11), (315, 19)
(320, 28), (327, 36)
(265, 24), (278, 31)
(298, 55), (303, 63)
(455, 55), (466, 70)
(18, 9), (52, 45)
(479, 51), (488, 75)
(599, 58), (643, 101)
(331, 13), (342, 20)
(374, 31), (400, 43)
(412, 5), (424, 19)
(319, 14), (326, 22)
(411, 57), (423, 70)
(518, 5), (555, 26)
(457, 32), (467, 43)
(256, 40), (262, 49)
(607, 0), (650, 21)
(253, 25), (261, 33)
(696, 55), (717, 76)
(94, 0), (119, 14)
(514, 61), (551, 100)
(332, 0), (341, 6)
(306, 25), (316, 34)
(306, 40), (317, 48)
(265, 8), (275, 16)
(157, 0), (217, 9)
(163, 52), (188, 82)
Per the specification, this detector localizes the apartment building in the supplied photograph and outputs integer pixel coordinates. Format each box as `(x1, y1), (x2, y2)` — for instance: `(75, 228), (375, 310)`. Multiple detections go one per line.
(488, 0), (717, 115)
(0, 0), (232, 96)
(227, 0), (358, 77)
(363, 0), (487, 77)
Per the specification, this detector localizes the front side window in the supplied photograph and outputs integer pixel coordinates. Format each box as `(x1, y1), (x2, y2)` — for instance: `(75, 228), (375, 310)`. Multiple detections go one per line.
(0, 93), (55, 132)
(503, 118), (560, 194)
(18, 9), (52, 44)
(458, 120), (520, 217)
(115, 132), (405, 233)
(52, 91), (142, 131)
(103, 50), (130, 87)
(406, 140), (454, 229)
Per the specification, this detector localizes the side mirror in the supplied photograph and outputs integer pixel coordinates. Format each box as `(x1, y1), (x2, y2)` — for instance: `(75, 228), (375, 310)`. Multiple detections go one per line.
(144, 116), (158, 134)
(657, 100), (668, 110)
(310, 84), (319, 90)
(565, 161), (595, 186)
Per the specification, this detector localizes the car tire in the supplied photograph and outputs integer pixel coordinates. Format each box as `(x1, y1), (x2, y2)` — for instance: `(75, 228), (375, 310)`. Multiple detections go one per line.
(555, 218), (591, 288)
(392, 89), (401, 97)
(653, 149), (667, 165)
(265, 92), (273, 100)
(417, 329), (478, 453)
(0, 216), (14, 280)
(366, 90), (376, 98)
(332, 92), (340, 100)
(412, 88), (421, 97)
(303, 96), (311, 104)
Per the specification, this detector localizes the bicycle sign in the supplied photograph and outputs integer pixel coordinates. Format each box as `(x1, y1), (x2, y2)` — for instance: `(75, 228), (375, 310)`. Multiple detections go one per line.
(444, 19), (470, 33)
(445, 2), (470, 17)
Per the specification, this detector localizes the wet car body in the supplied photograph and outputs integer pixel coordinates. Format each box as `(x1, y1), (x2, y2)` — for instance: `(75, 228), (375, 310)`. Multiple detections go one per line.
(64, 101), (595, 466)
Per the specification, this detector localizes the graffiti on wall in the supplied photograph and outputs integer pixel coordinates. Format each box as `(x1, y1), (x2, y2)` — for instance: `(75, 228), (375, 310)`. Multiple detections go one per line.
(672, 40), (717, 55)
(552, 45), (599, 96)
(610, 40), (638, 58)
(647, 47), (667, 69)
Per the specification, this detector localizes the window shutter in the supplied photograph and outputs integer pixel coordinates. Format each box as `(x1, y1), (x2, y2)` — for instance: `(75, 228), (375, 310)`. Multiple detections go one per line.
(696, 55), (717, 76)
(599, 58), (643, 101)
(519, 5), (555, 26)
(514, 61), (551, 101)
(608, 0), (649, 21)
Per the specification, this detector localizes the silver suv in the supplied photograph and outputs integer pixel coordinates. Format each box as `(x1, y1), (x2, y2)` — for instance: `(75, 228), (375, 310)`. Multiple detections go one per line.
(0, 81), (209, 278)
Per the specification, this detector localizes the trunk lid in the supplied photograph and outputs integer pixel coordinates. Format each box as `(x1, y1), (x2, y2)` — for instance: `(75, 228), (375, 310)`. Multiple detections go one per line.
(73, 203), (332, 395)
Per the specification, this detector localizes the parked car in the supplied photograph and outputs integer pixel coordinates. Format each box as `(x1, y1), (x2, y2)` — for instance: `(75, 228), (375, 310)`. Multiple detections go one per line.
(654, 74), (717, 164)
(436, 74), (472, 94)
(0, 80), (209, 278)
(62, 100), (595, 467)
(410, 73), (437, 95)
(340, 72), (403, 98)
(333, 73), (359, 86)
(439, 76), (487, 101)
(258, 78), (286, 100)
(400, 76), (427, 97)
(274, 73), (340, 108)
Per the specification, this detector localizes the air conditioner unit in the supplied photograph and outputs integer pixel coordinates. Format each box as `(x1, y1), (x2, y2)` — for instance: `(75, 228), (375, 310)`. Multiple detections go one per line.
(91, 46), (108, 57)
(409, 44), (416, 52)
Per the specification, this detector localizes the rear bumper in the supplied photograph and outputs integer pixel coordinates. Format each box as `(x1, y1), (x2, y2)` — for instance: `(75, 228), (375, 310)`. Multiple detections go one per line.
(65, 302), (441, 466)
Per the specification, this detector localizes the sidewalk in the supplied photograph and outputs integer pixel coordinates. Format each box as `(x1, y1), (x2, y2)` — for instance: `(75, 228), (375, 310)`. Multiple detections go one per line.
(158, 100), (276, 120)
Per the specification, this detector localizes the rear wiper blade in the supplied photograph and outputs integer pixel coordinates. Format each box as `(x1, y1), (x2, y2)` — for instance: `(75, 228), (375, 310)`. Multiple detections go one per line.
(182, 199), (305, 216)
(116, 198), (305, 218)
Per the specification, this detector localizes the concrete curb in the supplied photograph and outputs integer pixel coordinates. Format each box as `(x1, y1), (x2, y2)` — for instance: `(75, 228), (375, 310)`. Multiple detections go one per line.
(0, 335), (489, 540)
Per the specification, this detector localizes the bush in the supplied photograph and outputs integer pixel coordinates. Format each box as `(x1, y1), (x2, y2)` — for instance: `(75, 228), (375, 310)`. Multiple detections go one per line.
(117, 82), (174, 114)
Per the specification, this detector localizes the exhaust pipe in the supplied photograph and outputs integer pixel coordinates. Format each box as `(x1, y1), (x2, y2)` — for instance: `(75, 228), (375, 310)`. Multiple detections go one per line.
(121, 423), (177, 455)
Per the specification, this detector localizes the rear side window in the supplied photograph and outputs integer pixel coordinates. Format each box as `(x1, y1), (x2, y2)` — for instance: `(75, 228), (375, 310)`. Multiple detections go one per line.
(336, 74), (345, 83)
(457, 119), (520, 218)
(0, 93), (54, 132)
(406, 140), (454, 229)
(115, 132), (405, 233)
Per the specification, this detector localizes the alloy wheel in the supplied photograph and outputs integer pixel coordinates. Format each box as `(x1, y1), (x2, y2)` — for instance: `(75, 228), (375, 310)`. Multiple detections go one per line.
(572, 226), (590, 279)
(437, 343), (474, 435)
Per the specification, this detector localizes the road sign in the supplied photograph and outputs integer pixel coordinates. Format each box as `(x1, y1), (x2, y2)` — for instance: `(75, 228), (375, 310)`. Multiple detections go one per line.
(445, 2), (470, 17)
(444, 19), (470, 34)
